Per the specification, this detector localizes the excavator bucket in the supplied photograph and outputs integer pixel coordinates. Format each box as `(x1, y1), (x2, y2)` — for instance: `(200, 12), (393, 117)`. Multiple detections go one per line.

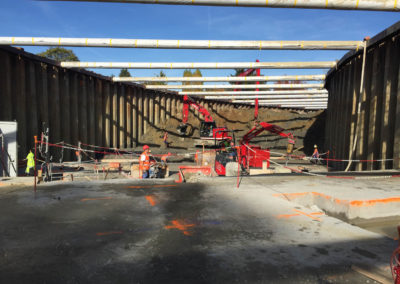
(177, 124), (188, 136)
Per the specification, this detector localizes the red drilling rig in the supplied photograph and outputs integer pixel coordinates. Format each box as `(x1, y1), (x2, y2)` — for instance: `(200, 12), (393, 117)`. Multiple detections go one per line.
(215, 121), (294, 176)
(177, 95), (232, 147)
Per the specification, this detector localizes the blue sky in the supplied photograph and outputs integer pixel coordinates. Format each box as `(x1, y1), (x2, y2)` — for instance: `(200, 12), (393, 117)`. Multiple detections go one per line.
(1, 0), (399, 79)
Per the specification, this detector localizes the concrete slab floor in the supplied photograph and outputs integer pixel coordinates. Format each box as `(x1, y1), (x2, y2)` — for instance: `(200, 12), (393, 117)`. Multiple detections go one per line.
(0, 177), (398, 283)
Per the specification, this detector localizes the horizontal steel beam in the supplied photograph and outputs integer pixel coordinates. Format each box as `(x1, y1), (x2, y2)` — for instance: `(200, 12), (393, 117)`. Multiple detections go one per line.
(231, 99), (328, 103)
(180, 90), (328, 95)
(146, 83), (325, 89)
(44, 0), (400, 12)
(257, 103), (328, 106)
(113, 74), (326, 82)
(61, 61), (336, 69)
(258, 100), (328, 103)
(0, 37), (364, 50)
(207, 94), (328, 99)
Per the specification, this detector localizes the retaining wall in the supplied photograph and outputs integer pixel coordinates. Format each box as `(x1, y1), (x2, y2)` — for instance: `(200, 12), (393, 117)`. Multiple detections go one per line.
(325, 21), (400, 171)
(0, 46), (253, 161)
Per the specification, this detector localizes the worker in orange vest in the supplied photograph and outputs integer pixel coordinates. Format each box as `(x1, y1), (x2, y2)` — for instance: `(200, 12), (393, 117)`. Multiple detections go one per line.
(139, 145), (151, 179)
(163, 131), (170, 148)
(161, 152), (171, 164)
(311, 144), (320, 164)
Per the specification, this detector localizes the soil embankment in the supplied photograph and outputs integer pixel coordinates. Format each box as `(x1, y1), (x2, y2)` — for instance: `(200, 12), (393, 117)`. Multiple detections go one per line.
(141, 106), (325, 154)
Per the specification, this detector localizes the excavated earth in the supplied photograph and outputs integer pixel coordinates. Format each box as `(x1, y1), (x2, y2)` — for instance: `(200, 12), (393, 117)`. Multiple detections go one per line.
(141, 106), (325, 156)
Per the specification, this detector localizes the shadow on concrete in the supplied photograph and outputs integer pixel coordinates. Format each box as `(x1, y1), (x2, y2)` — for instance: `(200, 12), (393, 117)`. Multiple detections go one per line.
(304, 110), (326, 156)
(0, 181), (395, 283)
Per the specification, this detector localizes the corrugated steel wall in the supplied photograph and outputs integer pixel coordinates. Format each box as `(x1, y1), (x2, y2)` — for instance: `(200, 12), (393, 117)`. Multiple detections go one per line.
(325, 21), (400, 171)
(0, 46), (246, 161)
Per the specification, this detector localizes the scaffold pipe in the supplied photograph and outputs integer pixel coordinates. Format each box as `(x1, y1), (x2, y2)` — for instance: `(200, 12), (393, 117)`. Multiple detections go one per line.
(113, 74), (326, 82)
(44, 0), (400, 12)
(0, 37), (364, 50)
(61, 61), (336, 69)
(258, 102), (328, 106)
(206, 94), (328, 99)
(146, 83), (325, 89)
(180, 89), (328, 95)
(233, 99), (328, 103)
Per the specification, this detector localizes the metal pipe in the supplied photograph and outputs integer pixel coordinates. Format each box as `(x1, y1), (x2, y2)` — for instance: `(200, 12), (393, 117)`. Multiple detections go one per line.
(258, 103), (328, 106)
(232, 98), (328, 104)
(113, 74), (326, 82)
(245, 101), (328, 104)
(1, 37), (364, 50)
(233, 99), (328, 103)
(180, 90), (328, 95)
(44, 0), (400, 12)
(146, 83), (325, 89)
(61, 61), (336, 69)
(206, 94), (328, 99)
(345, 40), (368, 172)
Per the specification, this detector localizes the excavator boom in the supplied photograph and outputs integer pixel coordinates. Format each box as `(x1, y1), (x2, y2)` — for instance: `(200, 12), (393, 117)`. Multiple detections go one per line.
(181, 95), (213, 124)
(241, 122), (293, 145)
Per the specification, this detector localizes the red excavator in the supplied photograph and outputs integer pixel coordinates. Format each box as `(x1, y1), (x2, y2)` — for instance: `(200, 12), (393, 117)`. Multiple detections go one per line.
(215, 121), (295, 176)
(177, 95), (232, 146)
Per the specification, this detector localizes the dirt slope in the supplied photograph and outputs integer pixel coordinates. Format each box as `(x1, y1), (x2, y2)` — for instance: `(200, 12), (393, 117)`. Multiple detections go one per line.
(141, 106), (325, 154)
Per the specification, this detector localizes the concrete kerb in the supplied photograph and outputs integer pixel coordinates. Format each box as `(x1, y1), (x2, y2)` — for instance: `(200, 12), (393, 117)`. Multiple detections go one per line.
(199, 175), (400, 222)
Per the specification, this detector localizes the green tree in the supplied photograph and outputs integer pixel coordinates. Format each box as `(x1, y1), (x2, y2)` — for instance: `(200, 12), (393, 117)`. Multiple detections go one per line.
(37, 47), (79, 62)
(154, 70), (167, 85)
(119, 68), (131, 77)
(144, 70), (167, 85)
(182, 69), (203, 92)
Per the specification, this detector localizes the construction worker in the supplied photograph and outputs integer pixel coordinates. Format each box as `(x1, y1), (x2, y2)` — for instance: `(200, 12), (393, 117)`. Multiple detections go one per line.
(311, 144), (320, 164)
(139, 145), (151, 179)
(161, 152), (171, 164)
(25, 149), (35, 176)
(163, 131), (170, 148)
(159, 152), (172, 178)
(227, 141), (237, 161)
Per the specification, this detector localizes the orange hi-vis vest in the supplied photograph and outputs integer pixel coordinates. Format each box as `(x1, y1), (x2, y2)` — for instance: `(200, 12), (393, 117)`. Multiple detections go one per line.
(140, 152), (150, 171)
(161, 154), (169, 162)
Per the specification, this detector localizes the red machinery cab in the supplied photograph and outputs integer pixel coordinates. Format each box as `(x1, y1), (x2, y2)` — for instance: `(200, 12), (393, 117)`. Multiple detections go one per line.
(240, 145), (270, 169)
(215, 121), (292, 176)
(200, 121), (232, 140)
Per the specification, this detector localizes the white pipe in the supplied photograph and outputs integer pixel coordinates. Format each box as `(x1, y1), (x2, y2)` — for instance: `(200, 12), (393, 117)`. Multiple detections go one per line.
(206, 94), (328, 99)
(180, 90), (328, 95)
(146, 83), (325, 89)
(61, 61), (336, 69)
(345, 40), (368, 172)
(259, 101), (327, 103)
(233, 100), (328, 103)
(0, 37), (364, 50)
(113, 74), (326, 82)
(232, 99), (328, 103)
(44, 0), (400, 12)
(258, 103), (328, 106)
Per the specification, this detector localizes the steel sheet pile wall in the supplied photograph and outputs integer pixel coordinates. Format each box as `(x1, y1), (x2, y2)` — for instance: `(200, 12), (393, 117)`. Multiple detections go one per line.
(325, 21), (400, 171)
(0, 46), (243, 160)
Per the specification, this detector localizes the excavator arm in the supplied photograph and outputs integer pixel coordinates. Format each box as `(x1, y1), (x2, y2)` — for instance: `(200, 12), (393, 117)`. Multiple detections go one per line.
(178, 95), (213, 135)
(240, 121), (294, 145)
(182, 95), (213, 123)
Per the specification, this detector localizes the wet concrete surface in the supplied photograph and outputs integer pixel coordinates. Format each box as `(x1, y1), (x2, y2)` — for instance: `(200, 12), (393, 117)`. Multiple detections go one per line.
(0, 178), (397, 283)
